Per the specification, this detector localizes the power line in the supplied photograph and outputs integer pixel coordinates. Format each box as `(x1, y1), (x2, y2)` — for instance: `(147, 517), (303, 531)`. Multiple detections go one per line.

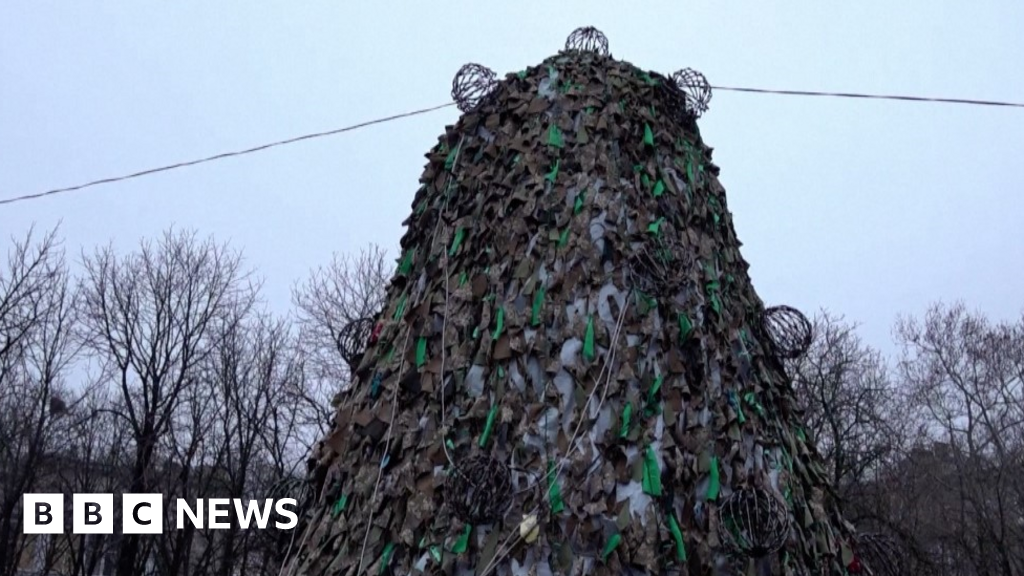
(3, 86), (1023, 207)
(0, 102), (456, 207)
(713, 86), (1024, 108)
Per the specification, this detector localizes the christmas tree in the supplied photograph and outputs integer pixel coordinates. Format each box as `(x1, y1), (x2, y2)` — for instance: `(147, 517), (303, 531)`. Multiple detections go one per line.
(287, 27), (867, 576)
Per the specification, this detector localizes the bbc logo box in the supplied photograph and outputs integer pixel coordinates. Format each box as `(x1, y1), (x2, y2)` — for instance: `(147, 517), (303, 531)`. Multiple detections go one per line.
(23, 494), (164, 534)
(23, 494), (297, 534)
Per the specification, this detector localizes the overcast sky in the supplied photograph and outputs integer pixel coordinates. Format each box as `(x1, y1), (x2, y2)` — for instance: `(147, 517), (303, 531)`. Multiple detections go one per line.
(2, 1), (1022, 355)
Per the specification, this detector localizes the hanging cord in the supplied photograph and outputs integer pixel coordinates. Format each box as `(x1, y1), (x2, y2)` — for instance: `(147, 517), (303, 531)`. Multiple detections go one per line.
(354, 133), (468, 574)
(433, 134), (467, 469)
(478, 290), (632, 576)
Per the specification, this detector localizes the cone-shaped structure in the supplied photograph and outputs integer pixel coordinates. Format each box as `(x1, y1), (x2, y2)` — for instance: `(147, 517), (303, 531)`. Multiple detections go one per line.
(289, 43), (858, 576)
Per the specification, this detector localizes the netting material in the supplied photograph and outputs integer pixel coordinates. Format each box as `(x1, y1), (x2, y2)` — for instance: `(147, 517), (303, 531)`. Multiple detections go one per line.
(565, 26), (610, 56)
(672, 68), (712, 118)
(452, 63), (498, 112)
(762, 305), (813, 359)
(716, 487), (791, 558)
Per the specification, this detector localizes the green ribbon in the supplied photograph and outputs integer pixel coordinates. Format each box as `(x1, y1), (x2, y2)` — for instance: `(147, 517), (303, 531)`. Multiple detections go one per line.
(647, 217), (665, 235)
(643, 123), (655, 146)
(601, 533), (621, 561)
(331, 494), (348, 518)
(444, 143), (461, 171)
(479, 403), (498, 447)
(451, 525), (471, 554)
(678, 313), (692, 340)
(573, 189), (587, 214)
(707, 456), (721, 501)
(393, 293), (407, 320)
(378, 542), (395, 575)
(619, 402), (632, 438)
(531, 285), (545, 326)
(416, 337), (427, 368)
(449, 228), (465, 256)
(583, 315), (595, 362)
(668, 513), (687, 561)
(642, 445), (662, 496)
(557, 227), (570, 247)
(545, 159), (560, 182)
(548, 459), (565, 513)
(652, 179), (665, 197)
(645, 374), (664, 417)
(398, 248), (415, 275)
(548, 124), (565, 148)
(492, 306), (505, 339)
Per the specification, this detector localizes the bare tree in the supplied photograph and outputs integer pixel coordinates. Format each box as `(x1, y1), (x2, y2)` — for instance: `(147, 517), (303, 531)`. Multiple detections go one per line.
(894, 302), (1024, 576)
(292, 244), (389, 394)
(789, 311), (903, 498)
(0, 227), (81, 576)
(78, 229), (256, 576)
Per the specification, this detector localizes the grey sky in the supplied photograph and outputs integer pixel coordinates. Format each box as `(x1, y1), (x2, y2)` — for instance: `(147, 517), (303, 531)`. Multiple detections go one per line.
(2, 1), (1022, 354)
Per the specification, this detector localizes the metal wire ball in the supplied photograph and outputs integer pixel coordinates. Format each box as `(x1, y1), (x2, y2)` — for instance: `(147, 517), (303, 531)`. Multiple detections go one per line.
(627, 237), (691, 298)
(336, 317), (374, 369)
(452, 63), (498, 113)
(857, 533), (904, 576)
(715, 487), (791, 558)
(762, 305), (813, 359)
(671, 68), (713, 118)
(565, 26), (610, 56)
(443, 455), (513, 524)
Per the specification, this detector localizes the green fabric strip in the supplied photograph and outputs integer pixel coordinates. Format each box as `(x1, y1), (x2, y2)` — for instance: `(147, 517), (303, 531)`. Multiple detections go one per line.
(707, 456), (721, 501)
(668, 513), (687, 561)
(573, 188), (587, 214)
(678, 313), (692, 340)
(531, 285), (545, 326)
(449, 228), (465, 256)
(331, 494), (348, 518)
(601, 533), (621, 561)
(647, 217), (665, 235)
(492, 306), (505, 339)
(398, 248), (415, 275)
(545, 159), (560, 182)
(416, 337), (427, 368)
(547, 459), (565, 513)
(558, 227), (570, 247)
(642, 445), (662, 496)
(451, 525), (471, 554)
(653, 179), (665, 197)
(378, 542), (395, 575)
(583, 315), (596, 362)
(643, 123), (655, 146)
(619, 402), (633, 438)
(548, 124), (565, 148)
(479, 403), (499, 447)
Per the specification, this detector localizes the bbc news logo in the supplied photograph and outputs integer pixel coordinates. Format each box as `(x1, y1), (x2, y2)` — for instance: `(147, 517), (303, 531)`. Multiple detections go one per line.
(23, 494), (298, 534)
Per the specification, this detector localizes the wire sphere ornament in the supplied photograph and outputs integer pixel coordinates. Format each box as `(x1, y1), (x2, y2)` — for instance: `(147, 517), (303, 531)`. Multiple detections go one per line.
(336, 317), (374, 370)
(443, 455), (513, 524)
(762, 305), (813, 360)
(671, 68), (713, 118)
(565, 26), (610, 56)
(452, 63), (499, 113)
(627, 237), (691, 298)
(857, 533), (904, 576)
(715, 487), (791, 558)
